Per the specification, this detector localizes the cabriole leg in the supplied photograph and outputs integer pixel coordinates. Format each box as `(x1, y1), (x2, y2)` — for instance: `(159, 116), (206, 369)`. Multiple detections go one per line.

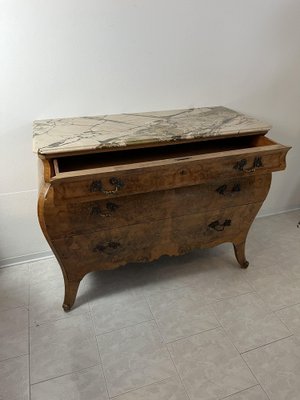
(63, 279), (81, 311)
(233, 241), (249, 269)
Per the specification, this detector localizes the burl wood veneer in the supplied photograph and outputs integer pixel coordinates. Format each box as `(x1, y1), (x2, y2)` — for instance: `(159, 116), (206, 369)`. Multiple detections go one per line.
(33, 107), (290, 310)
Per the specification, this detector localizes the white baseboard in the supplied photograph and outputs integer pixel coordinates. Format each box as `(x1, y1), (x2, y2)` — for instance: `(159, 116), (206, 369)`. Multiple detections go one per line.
(1, 207), (299, 269)
(257, 206), (300, 218)
(0, 250), (54, 269)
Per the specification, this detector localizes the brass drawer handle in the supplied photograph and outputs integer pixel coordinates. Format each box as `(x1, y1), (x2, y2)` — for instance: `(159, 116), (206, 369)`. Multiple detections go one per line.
(90, 177), (124, 195)
(90, 202), (119, 217)
(208, 219), (231, 231)
(216, 183), (241, 196)
(234, 157), (263, 173)
(93, 241), (121, 253)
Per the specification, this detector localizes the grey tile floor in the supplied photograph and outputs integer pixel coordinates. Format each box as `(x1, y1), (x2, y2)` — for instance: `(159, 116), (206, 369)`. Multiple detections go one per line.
(0, 210), (299, 400)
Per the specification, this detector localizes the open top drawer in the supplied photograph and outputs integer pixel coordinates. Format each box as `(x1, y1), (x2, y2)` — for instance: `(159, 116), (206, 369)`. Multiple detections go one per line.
(50, 135), (290, 202)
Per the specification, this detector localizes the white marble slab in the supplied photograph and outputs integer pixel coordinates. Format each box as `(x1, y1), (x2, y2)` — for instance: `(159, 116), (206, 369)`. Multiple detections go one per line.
(33, 106), (271, 155)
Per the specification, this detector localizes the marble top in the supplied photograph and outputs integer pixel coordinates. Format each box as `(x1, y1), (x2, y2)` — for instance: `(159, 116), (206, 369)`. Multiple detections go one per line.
(33, 106), (271, 155)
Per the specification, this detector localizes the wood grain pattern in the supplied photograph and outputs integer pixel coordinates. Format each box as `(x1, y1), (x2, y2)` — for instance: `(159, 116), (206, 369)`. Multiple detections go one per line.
(50, 202), (264, 310)
(51, 142), (288, 203)
(44, 175), (271, 239)
(53, 202), (263, 273)
(36, 133), (290, 310)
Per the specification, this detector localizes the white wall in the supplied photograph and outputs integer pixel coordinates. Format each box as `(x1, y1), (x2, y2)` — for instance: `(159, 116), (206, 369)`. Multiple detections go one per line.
(1, 0), (300, 265)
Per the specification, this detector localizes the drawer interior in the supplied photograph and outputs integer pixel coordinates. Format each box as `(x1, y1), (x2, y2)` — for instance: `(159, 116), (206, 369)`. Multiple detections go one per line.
(53, 135), (275, 175)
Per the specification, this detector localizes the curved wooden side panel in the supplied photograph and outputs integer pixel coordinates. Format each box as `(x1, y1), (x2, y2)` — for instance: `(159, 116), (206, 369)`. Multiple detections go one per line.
(232, 173), (272, 268)
(37, 158), (85, 311)
(38, 167), (272, 311)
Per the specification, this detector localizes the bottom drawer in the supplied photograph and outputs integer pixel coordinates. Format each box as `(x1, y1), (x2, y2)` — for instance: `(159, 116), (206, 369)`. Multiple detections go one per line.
(53, 202), (262, 270)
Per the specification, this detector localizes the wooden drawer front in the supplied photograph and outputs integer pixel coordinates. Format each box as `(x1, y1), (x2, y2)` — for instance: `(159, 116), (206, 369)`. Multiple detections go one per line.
(53, 202), (262, 270)
(52, 143), (287, 202)
(46, 175), (271, 239)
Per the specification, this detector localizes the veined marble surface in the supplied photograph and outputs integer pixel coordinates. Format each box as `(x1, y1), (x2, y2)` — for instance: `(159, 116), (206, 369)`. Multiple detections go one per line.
(33, 106), (271, 155)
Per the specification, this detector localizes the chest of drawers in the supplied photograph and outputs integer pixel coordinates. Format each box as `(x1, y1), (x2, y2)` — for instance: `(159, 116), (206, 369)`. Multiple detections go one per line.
(33, 107), (290, 310)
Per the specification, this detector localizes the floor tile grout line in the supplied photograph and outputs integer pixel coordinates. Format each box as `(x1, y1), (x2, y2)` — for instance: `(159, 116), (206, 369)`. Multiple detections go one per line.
(29, 362), (101, 388)
(86, 275), (254, 397)
(162, 342), (192, 400)
(164, 326), (221, 346)
(29, 299), (101, 387)
(0, 352), (29, 364)
(27, 274), (275, 392)
(88, 287), (154, 335)
(241, 355), (272, 400)
(240, 334), (294, 356)
(238, 331), (293, 355)
(4, 210), (300, 398)
(209, 312), (260, 386)
(260, 384), (272, 400)
(244, 268), (296, 291)
(219, 384), (262, 400)
(241, 274), (300, 314)
(87, 299), (110, 400)
(29, 277), (90, 327)
(251, 289), (281, 314)
(28, 286), (90, 326)
(145, 287), (256, 307)
(273, 301), (300, 313)
(145, 295), (192, 400)
(210, 290), (295, 354)
(273, 309), (296, 335)
(0, 303), (30, 365)
(94, 316), (184, 398)
(94, 317), (155, 339)
(108, 376), (184, 399)
(144, 290), (223, 342)
(93, 316), (155, 338)
(209, 289), (258, 307)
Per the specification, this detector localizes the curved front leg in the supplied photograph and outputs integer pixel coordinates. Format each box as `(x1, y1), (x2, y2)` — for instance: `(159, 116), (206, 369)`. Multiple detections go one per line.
(63, 279), (81, 311)
(233, 241), (249, 269)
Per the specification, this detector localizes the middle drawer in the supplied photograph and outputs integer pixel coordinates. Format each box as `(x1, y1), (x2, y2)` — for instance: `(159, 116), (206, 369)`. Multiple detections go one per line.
(45, 174), (271, 239)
